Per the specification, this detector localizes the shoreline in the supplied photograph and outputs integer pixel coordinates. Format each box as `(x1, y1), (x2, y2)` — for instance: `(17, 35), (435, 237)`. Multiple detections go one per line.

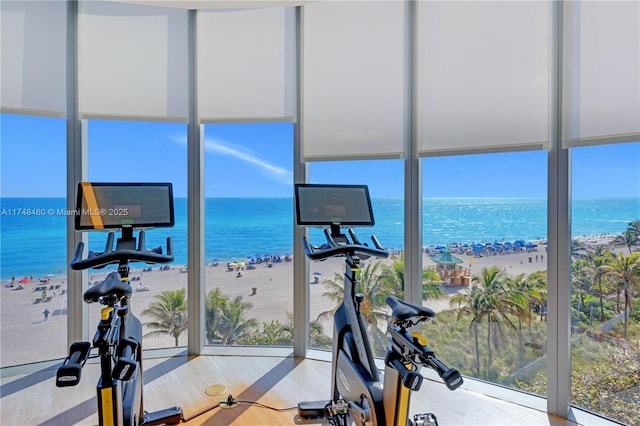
(0, 233), (630, 367)
(0, 233), (622, 283)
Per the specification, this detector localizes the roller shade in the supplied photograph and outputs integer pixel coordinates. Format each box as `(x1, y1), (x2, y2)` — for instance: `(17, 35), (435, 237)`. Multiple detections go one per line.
(418, 1), (549, 156)
(197, 7), (295, 122)
(562, 1), (640, 148)
(0, 1), (66, 117)
(78, 1), (188, 121)
(301, 1), (407, 161)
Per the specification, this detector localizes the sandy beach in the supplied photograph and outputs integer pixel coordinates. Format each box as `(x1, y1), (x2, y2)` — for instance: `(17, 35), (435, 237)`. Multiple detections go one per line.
(0, 235), (620, 367)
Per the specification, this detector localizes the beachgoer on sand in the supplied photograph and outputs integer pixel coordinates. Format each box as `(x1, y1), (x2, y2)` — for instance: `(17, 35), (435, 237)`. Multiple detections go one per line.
(42, 308), (50, 321)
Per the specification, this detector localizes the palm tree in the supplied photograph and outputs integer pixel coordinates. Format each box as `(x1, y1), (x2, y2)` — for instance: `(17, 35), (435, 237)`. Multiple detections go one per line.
(627, 220), (640, 238)
(474, 266), (522, 376)
(504, 272), (541, 349)
(452, 266), (525, 378)
(583, 246), (614, 321)
(217, 296), (258, 344)
(205, 288), (228, 343)
(571, 259), (592, 316)
(602, 252), (640, 338)
(571, 239), (588, 260)
(317, 259), (393, 323)
(379, 253), (446, 302)
(239, 319), (291, 345)
(241, 312), (331, 347)
(614, 229), (639, 254)
(317, 259), (394, 354)
(528, 271), (548, 322)
(450, 282), (485, 376)
(141, 288), (188, 347)
(204, 288), (259, 344)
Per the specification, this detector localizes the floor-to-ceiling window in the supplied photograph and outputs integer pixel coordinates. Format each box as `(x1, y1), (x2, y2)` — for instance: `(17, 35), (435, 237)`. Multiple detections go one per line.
(307, 160), (404, 353)
(86, 119), (188, 350)
(567, 142), (640, 424)
(422, 151), (549, 394)
(2, 1), (638, 424)
(0, 114), (68, 367)
(203, 123), (294, 347)
(74, 0), (189, 351)
(1, 0), (67, 368)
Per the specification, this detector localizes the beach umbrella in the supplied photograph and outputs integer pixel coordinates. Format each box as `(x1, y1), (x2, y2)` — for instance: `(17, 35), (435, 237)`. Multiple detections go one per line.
(19, 277), (31, 283)
(313, 272), (322, 276)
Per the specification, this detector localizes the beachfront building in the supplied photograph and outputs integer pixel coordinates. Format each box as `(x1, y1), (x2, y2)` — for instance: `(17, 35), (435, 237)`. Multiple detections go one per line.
(1, 1), (639, 425)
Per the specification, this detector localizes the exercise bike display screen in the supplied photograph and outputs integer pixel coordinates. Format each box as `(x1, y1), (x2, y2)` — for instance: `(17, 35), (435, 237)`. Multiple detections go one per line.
(295, 184), (375, 227)
(75, 182), (175, 230)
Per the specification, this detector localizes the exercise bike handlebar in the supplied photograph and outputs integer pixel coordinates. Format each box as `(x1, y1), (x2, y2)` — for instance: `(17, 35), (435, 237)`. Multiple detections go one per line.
(422, 353), (464, 391)
(70, 231), (174, 270)
(388, 326), (464, 391)
(301, 228), (389, 261)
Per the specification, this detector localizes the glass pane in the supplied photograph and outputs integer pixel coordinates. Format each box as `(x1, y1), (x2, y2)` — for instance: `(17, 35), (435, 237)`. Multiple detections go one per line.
(422, 151), (549, 393)
(87, 120), (188, 350)
(204, 123), (294, 346)
(569, 142), (640, 424)
(0, 114), (67, 367)
(308, 160), (404, 354)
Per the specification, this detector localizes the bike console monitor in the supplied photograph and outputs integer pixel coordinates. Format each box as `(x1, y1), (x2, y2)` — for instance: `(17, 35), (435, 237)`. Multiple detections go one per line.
(295, 184), (375, 227)
(75, 182), (175, 231)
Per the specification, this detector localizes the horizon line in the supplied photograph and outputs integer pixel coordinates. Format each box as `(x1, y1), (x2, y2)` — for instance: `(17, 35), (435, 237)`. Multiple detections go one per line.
(1, 195), (639, 200)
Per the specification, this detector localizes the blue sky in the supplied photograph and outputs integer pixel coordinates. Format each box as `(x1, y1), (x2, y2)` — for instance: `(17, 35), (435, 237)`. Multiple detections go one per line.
(1, 113), (639, 199)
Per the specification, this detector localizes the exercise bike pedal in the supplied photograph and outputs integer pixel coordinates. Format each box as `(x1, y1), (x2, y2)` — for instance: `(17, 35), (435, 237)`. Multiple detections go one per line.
(411, 412), (438, 426)
(297, 400), (330, 418)
(141, 406), (183, 425)
(56, 341), (91, 387)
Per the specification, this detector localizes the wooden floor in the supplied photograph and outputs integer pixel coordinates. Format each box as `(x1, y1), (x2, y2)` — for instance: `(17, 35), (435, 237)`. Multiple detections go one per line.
(0, 354), (612, 425)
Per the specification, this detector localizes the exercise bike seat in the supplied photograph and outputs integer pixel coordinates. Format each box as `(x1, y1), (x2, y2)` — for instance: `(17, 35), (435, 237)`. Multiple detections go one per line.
(84, 271), (132, 303)
(386, 296), (435, 321)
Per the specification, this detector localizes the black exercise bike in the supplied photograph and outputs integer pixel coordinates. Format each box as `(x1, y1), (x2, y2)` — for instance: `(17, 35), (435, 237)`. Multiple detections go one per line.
(295, 184), (463, 426)
(56, 182), (182, 426)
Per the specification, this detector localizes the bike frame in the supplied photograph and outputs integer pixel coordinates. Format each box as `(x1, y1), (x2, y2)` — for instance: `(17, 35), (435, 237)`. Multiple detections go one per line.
(94, 266), (145, 426)
(58, 228), (182, 426)
(331, 252), (421, 426)
(331, 252), (386, 425)
(295, 184), (461, 426)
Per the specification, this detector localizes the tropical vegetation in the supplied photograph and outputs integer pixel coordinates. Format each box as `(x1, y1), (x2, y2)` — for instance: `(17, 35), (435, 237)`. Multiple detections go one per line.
(141, 220), (640, 425)
(141, 288), (188, 347)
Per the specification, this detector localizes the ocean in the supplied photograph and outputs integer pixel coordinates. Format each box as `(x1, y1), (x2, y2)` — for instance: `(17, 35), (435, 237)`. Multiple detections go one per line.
(1, 197), (638, 280)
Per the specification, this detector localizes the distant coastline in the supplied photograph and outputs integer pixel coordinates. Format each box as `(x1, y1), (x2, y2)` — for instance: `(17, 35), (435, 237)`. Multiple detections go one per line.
(1, 196), (638, 280)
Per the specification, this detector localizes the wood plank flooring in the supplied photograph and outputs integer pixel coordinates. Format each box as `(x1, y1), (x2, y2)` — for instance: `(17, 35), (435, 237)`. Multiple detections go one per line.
(0, 354), (610, 425)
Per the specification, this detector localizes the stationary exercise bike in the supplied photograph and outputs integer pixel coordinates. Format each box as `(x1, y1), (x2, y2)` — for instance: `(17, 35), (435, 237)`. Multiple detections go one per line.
(294, 184), (463, 426)
(56, 182), (183, 426)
